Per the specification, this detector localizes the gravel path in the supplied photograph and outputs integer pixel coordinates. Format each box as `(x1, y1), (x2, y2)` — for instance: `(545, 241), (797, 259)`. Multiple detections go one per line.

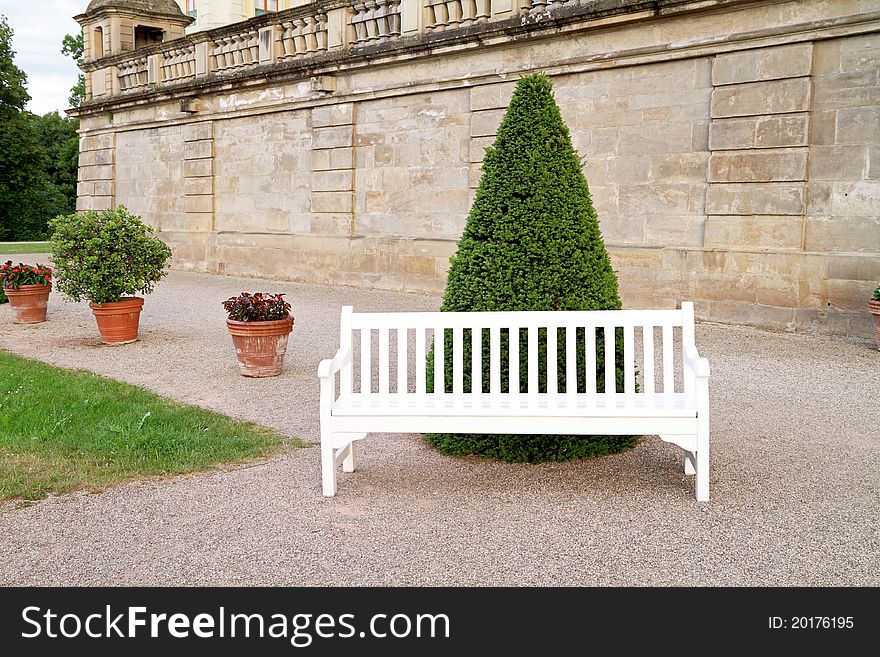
(0, 260), (878, 586)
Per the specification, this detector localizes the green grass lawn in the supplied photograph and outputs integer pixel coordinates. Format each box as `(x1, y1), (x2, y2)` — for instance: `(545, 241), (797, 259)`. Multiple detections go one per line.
(0, 350), (297, 501)
(0, 242), (51, 256)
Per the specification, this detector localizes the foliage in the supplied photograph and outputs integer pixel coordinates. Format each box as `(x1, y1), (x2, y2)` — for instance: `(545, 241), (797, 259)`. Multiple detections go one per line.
(0, 17), (78, 241)
(0, 350), (293, 501)
(425, 73), (637, 463)
(0, 16), (29, 112)
(0, 287), (6, 304)
(0, 261), (52, 289)
(873, 283), (880, 301)
(223, 292), (292, 322)
(61, 32), (85, 107)
(49, 206), (172, 304)
(31, 111), (79, 214)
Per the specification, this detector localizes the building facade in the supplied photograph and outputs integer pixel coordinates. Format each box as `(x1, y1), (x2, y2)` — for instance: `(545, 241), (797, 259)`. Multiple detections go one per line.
(174, 0), (312, 32)
(72, 0), (880, 338)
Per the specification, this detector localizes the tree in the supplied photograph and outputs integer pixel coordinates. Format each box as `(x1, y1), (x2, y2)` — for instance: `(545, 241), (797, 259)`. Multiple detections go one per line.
(425, 73), (637, 463)
(0, 15), (66, 240)
(32, 111), (79, 214)
(61, 32), (85, 107)
(0, 15), (29, 113)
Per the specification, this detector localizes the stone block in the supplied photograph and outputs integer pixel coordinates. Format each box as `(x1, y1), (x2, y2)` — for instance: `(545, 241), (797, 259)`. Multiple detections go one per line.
(93, 180), (113, 196)
(312, 191), (353, 214)
(825, 254), (880, 282)
(606, 155), (649, 185)
(95, 149), (114, 166)
(80, 165), (114, 181)
(313, 126), (353, 149)
(184, 122), (212, 142)
(78, 150), (96, 167)
(619, 184), (692, 215)
(312, 103), (354, 128)
(710, 78), (811, 118)
(807, 182), (832, 214)
(645, 214), (705, 247)
(869, 146), (880, 179)
(313, 170), (353, 192)
(184, 177), (212, 196)
(648, 153), (709, 183)
(184, 196), (213, 214)
(311, 149), (331, 171)
(755, 115), (809, 148)
(618, 122), (693, 154)
(812, 40), (841, 77)
(691, 272), (758, 302)
(708, 148), (807, 183)
(712, 43), (812, 86)
(704, 216), (802, 250)
(808, 145), (867, 180)
(825, 279), (877, 311)
(705, 183), (804, 215)
(598, 214), (645, 246)
(77, 181), (95, 196)
(706, 300), (795, 332)
(183, 159), (212, 178)
(470, 109), (505, 138)
(469, 136), (494, 163)
(835, 106), (880, 145)
(329, 147), (353, 170)
(830, 181), (880, 216)
(804, 215), (880, 252)
(184, 140), (213, 160)
(470, 82), (516, 112)
(708, 118), (755, 150)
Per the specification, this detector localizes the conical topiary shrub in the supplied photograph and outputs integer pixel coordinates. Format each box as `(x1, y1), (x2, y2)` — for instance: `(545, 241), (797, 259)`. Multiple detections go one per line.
(425, 73), (638, 463)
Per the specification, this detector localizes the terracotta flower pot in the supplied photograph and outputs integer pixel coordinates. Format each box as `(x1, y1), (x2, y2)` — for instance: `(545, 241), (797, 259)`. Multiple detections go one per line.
(89, 297), (145, 345)
(869, 299), (880, 350)
(226, 317), (294, 377)
(4, 283), (51, 324)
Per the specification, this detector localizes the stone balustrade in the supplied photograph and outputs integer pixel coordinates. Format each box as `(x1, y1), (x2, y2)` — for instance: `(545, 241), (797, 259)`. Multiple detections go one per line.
(211, 30), (260, 72)
(82, 0), (547, 100)
(160, 45), (196, 83)
(277, 14), (328, 59)
(351, 0), (401, 43)
(117, 56), (148, 92)
(425, 0), (490, 32)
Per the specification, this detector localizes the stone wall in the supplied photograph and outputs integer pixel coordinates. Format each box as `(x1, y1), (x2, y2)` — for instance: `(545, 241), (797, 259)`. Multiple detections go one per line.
(73, 0), (880, 338)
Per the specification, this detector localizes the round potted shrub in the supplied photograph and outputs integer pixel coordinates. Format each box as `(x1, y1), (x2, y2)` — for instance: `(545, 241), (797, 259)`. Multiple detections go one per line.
(223, 292), (294, 377)
(869, 282), (880, 350)
(0, 260), (52, 324)
(49, 206), (172, 345)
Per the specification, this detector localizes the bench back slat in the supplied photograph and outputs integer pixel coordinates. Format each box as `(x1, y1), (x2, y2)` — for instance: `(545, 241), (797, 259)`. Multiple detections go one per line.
(340, 306), (692, 402)
(642, 325), (655, 394)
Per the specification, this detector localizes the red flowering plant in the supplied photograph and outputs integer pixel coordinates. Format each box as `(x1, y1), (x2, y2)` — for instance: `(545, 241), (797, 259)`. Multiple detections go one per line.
(222, 292), (292, 322)
(0, 261), (53, 290)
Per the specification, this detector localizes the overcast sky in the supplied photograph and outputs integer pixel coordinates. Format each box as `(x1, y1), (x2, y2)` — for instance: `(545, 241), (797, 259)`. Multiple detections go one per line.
(1, 1), (83, 115)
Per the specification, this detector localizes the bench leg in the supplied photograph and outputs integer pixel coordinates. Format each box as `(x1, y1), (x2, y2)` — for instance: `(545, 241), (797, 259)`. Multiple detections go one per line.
(342, 440), (356, 473)
(684, 450), (696, 476)
(321, 429), (337, 497)
(695, 431), (710, 503)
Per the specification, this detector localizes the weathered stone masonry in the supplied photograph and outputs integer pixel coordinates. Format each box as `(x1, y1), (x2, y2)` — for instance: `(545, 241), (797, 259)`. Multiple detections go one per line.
(72, 0), (880, 338)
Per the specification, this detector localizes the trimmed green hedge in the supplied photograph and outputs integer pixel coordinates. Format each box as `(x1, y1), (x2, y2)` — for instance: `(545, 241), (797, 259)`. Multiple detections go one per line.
(424, 73), (638, 463)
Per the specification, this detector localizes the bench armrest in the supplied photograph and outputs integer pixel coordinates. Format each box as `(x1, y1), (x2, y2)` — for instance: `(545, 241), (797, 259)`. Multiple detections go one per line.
(683, 343), (710, 378)
(317, 346), (352, 379)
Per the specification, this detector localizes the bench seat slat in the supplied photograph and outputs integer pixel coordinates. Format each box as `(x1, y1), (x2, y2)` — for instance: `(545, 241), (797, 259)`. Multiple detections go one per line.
(332, 393), (696, 418)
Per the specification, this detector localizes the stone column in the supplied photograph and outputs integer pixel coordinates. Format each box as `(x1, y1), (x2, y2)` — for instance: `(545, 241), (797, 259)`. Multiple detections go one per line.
(76, 131), (115, 211)
(182, 121), (214, 232)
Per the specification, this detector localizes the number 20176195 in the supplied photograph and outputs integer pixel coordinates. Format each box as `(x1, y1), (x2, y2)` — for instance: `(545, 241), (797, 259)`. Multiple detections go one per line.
(768, 617), (854, 630)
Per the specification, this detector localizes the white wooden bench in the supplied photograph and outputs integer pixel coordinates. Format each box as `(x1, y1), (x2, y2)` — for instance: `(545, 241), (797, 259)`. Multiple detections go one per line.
(318, 302), (711, 501)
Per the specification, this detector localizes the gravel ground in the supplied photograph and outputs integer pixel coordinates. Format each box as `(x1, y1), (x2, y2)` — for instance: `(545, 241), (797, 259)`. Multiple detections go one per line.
(0, 260), (878, 586)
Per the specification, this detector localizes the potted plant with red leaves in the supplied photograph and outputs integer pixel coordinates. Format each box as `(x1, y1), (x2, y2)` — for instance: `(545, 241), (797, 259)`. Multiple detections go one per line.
(49, 206), (172, 344)
(223, 292), (294, 377)
(869, 282), (880, 350)
(0, 261), (53, 324)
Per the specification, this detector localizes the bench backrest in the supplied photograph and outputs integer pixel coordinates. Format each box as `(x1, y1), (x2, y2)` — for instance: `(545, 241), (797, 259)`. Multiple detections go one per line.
(337, 303), (696, 400)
